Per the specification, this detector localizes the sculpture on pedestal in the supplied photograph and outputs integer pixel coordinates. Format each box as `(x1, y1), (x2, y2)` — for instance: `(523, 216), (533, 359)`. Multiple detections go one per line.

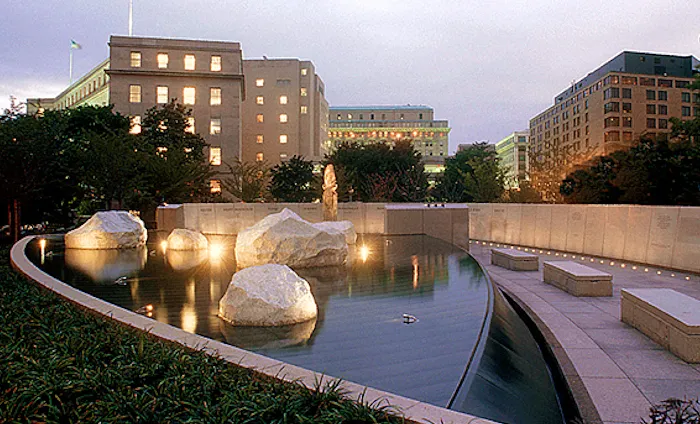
(323, 164), (338, 222)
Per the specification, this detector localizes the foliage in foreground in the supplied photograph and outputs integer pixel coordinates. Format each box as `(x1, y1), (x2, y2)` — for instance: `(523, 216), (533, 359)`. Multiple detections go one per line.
(646, 398), (699, 424)
(432, 142), (506, 203)
(0, 249), (403, 423)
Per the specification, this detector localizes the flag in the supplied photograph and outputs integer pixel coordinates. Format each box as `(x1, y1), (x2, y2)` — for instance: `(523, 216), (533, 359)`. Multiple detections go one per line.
(70, 40), (82, 50)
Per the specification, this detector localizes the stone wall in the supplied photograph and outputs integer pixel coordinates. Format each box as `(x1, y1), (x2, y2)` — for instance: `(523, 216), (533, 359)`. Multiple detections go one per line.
(467, 204), (700, 273)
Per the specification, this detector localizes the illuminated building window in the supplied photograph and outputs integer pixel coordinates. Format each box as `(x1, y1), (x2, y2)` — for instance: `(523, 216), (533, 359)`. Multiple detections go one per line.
(256, 152), (264, 162)
(280, 153), (288, 160)
(279, 134), (288, 144)
(256, 96), (264, 105)
(300, 106), (308, 114)
(211, 55), (222, 72)
(279, 114), (288, 123)
(186, 117), (195, 134)
(210, 88), (222, 105)
(256, 114), (264, 123)
(129, 85), (141, 103)
(301, 68), (308, 76)
(183, 87), (195, 105)
(157, 53), (169, 69)
(130, 52), (141, 67)
(157, 86), (168, 104)
(130, 116), (141, 134)
(256, 78), (264, 87)
(300, 87), (307, 97)
(604, 131), (620, 142)
(280, 95), (288, 104)
(256, 135), (263, 144)
(622, 117), (633, 127)
(210, 118), (221, 135)
(184, 54), (196, 70)
(210, 179), (221, 194)
(209, 147), (222, 165)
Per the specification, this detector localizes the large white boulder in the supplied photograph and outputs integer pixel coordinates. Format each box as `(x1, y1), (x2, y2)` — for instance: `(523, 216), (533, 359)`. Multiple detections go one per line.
(218, 264), (318, 326)
(167, 229), (208, 250)
(65, 211), (147, 249)
(312, 221), (357, 245)
(235, 208), (348, 269)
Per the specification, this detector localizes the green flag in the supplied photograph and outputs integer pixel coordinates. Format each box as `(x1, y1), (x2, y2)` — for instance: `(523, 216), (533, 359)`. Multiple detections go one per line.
(70, 40), (82, 50)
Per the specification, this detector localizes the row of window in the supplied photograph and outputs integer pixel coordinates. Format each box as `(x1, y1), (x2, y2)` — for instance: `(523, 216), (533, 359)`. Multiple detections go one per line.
(254, 79), (308, 96)
(129, 115), (223, 136)
(255, 113), (293, 123)
(59, 74), (109, 109)
(603, 74), (691, 88)
(254, 134), (291, 144)
(328, 131), (445, 138)
(129, 85), (223, 105)
(130, 51), (222, 72)
(334, 112), (424, 121)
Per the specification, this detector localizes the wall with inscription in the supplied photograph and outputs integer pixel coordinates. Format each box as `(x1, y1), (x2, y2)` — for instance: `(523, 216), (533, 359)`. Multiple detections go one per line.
(467, 204), (700, 273)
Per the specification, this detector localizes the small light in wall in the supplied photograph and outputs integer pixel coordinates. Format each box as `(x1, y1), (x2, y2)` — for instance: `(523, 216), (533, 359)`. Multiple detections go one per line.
(600, 260), (604, 264)
(632, 266), (638, 270)
(490, 243), (493, 246)
(146, 304), (154, 312)
(555, 253), (560, 256)
(517, 247), (521, 250)
(621, 264), (626, 268)
(547, 251), (552, 255)
(580, 256), (586, 260)
(524, 248), (529, 252)
(590, 259), (595, 262)
(610, 261), (615, 266)
(657, 271), (662, 275)
(644, 268), (649, 272)
(563, 254), (567, 258)
(539, 250), (544, 254)
(686, 276), (691, 281)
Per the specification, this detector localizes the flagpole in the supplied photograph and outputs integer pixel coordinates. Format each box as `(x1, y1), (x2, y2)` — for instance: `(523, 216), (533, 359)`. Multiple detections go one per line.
(128, 0), (133, 36)
(69, 46), (74, 84)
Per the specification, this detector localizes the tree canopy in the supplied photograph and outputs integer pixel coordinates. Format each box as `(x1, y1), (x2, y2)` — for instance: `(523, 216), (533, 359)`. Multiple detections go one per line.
(268, 156), (319, 203)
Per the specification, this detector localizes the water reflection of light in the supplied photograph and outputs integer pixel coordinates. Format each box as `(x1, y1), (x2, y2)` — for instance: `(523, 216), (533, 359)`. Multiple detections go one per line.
(181, 305), (197, 333)
(209, 243), (224, 263)
(160, 240), (168, 254)
(412, 255), (419, 289)
(39, 239), (47, 264)
(359, 245), (370, 262)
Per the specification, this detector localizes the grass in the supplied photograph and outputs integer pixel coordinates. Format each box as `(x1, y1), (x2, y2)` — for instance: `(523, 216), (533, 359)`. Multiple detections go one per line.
(0, 245), (405, 423)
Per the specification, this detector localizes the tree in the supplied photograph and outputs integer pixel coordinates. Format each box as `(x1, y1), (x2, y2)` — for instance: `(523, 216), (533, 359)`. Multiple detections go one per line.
(502, 181), (543, 203)
(221, 158), (271, 202)
(268, 156), (319, 202)
(432, 142), (506, 203)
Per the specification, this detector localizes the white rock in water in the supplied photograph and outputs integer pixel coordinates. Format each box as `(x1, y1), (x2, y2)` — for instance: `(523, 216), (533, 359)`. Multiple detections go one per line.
(65, 211), (147, 249)
(312, 221), (357, 245)
(235, 208), (348, 269)
(167, 229), (208, 250)
(218, 264), (318, 326)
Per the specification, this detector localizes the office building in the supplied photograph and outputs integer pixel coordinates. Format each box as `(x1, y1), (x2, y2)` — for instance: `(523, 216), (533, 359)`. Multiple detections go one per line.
(495, 131), (529, 188)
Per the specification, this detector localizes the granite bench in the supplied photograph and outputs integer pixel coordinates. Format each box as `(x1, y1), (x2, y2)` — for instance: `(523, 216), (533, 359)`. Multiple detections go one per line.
(491, 248), (539, 271)
(543, 261), (613, 297)
(621, 288), (700, 363)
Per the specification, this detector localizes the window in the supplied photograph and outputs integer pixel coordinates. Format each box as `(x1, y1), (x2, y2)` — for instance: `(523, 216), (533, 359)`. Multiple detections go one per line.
(256, 114), (264, 123)
(300, 106), (307, 114)
(129, 85), (141, 103)
(623, 117), (632, 127)
(256, 96), (264, 105)
(658, 79), (672, 88)
(184, 54), (196, 70)
(347, 114), (352, 120)
(604, 102), (620, 113)
(646, 118), (656, 129)
(658, 91), (668, 101)
(682, 92), (691, 102)
(276, 79), (291, 86)
(183, 87), (195, 105)
(256, 135), (263, 144)
(209, 147), (221, 165)
(210, 55), (222, 72)
(658, 105), (668, 115)
(277, 95), (288, 105)
(623, 131), (633, 142)
(646, 90), (656, 100)
(622, 103), (632, 113)
(157, 53), (169, 69)
(186, 117), (195, 134)
(279, 114), (288, 123)
(256, 153), (264, 162)
(370, 113), (375, 120)
(210, 180), (221, 194)
(604, 117), (620, 127)
(157, 86), (168, 104)
(280, 153), (288, 160)
(622, 88), (632, 98)
(255, 79), (264, 87)
(646, 104), (656, 114)
(279, 134), (288, 144)
(640, 77), (655, 86)
(658, 119), (668, 129)
(604, 131), (620, 142)
(676, 80), (691, 88)
(130, 52), (141, 67)
(300, 87), (307, 97)
(210, 118), (221, 135)
(621, 76), (637, 85)
(210, 88), (222, 105)
(129, 116), (141, 134)
(301, 68), (308, 76)
(603, 87), (619, 99)
(682, 106), (691, 117)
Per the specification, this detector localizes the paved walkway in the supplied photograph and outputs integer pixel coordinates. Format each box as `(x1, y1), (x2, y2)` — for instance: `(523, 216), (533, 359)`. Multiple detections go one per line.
(469, 241), (700, 424)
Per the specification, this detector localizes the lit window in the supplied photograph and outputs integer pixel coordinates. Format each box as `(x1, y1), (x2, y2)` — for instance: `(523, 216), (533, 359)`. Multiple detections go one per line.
(256, 78), (264, 87)
(256, 96), (264, 105)
(280, 153), (288, 160)
(300, 87), (307, 96)
(279, 95), (288, 104)
(211, 55), (221, 72)
(210, 118), (221, 135)
(256, 135), (264, 144)
(129, 85), (141, 103)
(186, 117), (195, 134)
(210, 179), (221, 194)
(256, 152), (264, 162)
(157, 53), (169, 69)
(209, 147), (222, 165)
(279, 134), (288, 144)
(256, 114), (264, 123)
(279, 114), (288, 123)
(157, 86), (168, 104)
(130, 52), (141, 67)
(347, 114), (352, 120)
(183, 87), (196, 105)
(210, 88), (222, 106)
(184, 54), (196, 70)
(300, 106), (308, 114)
(130, 116), (141, 134)
(301, 68), (307, 76)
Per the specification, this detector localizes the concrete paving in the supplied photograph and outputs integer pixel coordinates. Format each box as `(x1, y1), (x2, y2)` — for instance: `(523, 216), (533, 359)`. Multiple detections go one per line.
(469, 241), (700, 424)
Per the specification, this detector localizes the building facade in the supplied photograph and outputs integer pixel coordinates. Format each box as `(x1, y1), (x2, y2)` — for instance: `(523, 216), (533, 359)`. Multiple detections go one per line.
(328, 105), (450, 173)
(241, 59), (328, 165)
(495, 131), (529, 188)
(529, 51), (699, 195)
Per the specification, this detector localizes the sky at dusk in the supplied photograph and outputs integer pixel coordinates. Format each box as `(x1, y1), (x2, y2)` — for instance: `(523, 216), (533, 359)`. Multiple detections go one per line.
(1, 0), (698, 153)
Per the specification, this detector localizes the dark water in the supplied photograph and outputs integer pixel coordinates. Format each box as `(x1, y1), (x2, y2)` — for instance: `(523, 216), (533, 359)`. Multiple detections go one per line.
(26, 234), (566, 423)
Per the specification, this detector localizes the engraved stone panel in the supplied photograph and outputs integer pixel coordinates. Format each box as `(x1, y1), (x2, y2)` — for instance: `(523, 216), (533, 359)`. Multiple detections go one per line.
(583, 205), (606, 256)
(602, 205), (629, 260)
(623, 206), (652, 264)
(182, 203), (200, 231)
(549, 205), (570, 251)
(468, 203), (492, 241)
(197, 204), (217, 234)
(424, 209), (452, 243)
(233, 204), (256, 233)
(364, 203), (386, 234)
(215, 203), (237, 234)
(298, 204), (323, 223)
(565, 206), (586, 253)
(339, 203), (366, 234)
(490, 205), (507, 243)
(534, 204), (553, 248)
(519, 205), (537, 247)
(504, 204), (523, 245)
(646, 207), (680, 268)
(671, 207), (700, 273)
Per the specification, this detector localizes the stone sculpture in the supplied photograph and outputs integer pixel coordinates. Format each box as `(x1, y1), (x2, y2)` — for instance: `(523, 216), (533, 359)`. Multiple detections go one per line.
(322, 164), (338, 222)
(65, 211), (147, 249)
(166, 228), (208, 250)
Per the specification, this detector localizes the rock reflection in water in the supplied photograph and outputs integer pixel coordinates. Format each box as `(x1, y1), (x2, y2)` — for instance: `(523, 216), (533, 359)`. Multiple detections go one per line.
(220, 317), (317, 350)
(64, 247), (147, 283)
(167, 249), (208, 271)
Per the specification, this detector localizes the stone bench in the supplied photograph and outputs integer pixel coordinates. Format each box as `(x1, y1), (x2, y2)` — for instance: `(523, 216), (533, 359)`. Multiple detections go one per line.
(622, 289), (700, 363)
(543, 261), (612, 297)
(491, 248), (539, 271)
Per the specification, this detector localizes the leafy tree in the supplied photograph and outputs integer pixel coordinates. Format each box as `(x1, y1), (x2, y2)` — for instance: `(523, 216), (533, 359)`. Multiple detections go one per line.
(432, 142), (506, 203)
(221, 158), (271, 202)
(268, 156), (319, 202)
(502, 181), (543, 203)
